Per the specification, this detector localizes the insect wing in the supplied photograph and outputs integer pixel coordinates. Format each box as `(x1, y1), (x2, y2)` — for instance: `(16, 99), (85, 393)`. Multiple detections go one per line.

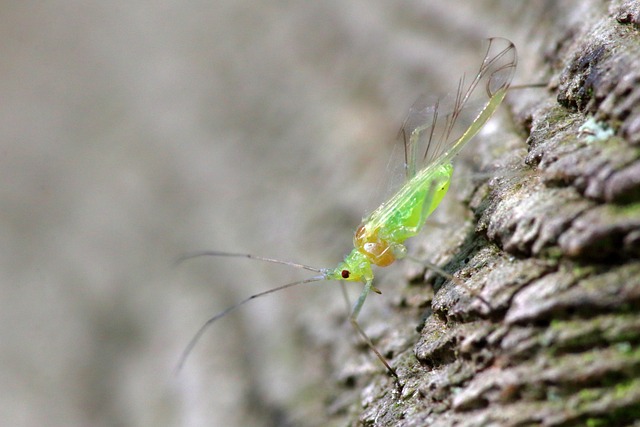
(398, 38), (517, 179)
(398, 94), (439, 180)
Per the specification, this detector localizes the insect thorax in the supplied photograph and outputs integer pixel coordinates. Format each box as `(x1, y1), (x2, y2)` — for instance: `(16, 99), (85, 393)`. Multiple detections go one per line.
(354, 224), (405, 267)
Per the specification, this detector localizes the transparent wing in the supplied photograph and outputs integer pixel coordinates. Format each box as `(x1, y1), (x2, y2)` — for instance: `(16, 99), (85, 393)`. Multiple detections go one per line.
(399, 38), (517, 181)
(398, 94), (440, 180)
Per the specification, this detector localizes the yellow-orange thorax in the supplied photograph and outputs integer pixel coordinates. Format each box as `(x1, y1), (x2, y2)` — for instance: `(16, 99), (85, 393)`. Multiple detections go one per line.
(354, 224), (396, 267)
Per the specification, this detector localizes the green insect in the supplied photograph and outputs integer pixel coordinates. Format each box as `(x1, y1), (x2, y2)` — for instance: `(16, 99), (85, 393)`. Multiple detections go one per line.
(177, 38), (517, 378)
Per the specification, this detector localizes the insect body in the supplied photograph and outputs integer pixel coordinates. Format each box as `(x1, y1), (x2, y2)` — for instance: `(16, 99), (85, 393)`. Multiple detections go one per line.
(178, 38), (517, 379)
(334, 161), (452, 281)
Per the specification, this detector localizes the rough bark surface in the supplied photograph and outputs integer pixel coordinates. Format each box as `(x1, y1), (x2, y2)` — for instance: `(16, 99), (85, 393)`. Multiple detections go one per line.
(298, 1), (640, 426)
(4, 1), (639, 426)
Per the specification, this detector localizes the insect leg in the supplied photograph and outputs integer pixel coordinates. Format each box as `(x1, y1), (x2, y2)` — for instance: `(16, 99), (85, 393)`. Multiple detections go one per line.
(339, 281), (352, 314)
(406, 255), (491, 310)
(349, 280), (398, 379)
(406, 180), (493, 310)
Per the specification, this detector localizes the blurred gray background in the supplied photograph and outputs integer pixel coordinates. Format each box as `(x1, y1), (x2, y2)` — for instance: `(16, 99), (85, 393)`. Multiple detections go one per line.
(0, 1), (545, 426)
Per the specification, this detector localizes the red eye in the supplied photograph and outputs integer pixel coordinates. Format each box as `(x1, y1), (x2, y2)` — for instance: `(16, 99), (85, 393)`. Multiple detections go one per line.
(341, 270), (350, 279)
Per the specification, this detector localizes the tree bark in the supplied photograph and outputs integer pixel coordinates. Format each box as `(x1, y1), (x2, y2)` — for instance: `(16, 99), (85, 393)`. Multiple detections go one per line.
(294, 1), (640, 426)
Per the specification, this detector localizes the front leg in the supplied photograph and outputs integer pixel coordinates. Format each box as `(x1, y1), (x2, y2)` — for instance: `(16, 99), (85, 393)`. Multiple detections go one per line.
(349, 280), (398, 379)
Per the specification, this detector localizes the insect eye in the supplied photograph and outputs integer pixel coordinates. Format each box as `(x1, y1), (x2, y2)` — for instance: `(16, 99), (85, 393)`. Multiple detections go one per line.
(341, 270), (350, 279)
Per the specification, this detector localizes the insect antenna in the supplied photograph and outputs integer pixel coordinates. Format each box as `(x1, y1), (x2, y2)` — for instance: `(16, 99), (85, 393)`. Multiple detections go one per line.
(176, 250), (326, 273)
(175, 251), (328, 373)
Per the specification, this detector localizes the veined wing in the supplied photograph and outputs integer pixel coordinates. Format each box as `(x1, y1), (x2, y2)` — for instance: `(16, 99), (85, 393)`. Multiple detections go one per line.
(399, 38), (517, 180)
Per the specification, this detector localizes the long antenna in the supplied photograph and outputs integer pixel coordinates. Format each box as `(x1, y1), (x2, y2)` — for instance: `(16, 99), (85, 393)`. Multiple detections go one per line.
(175, 251), (329, 373)
(176, 250), (326, 273)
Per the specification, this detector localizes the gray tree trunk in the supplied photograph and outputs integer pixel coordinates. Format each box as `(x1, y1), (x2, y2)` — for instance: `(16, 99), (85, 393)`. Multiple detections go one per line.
(3, 1), (638, 426)
(290, 1), (640, 426)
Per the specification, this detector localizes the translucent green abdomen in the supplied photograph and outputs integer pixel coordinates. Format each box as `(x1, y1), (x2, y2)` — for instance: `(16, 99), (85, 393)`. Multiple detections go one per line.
(370, 163), (453, 244)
